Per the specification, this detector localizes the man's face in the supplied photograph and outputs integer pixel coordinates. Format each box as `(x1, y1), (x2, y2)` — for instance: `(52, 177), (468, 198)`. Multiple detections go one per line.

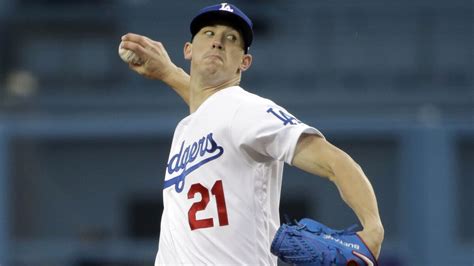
(184, 24), (252, 80)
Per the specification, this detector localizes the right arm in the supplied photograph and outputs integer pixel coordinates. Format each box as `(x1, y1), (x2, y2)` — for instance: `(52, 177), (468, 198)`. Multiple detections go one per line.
(119, 33), (191, 105)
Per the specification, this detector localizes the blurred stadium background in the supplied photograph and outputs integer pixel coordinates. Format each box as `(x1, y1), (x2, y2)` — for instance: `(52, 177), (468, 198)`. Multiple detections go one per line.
(0, 0), (472, 265)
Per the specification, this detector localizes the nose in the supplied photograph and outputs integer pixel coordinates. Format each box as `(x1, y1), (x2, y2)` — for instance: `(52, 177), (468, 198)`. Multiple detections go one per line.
(212, 40), (223, 50)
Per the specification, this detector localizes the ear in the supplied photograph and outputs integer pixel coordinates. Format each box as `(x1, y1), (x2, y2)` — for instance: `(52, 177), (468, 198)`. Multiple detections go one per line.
(239, 54), (253, 72)
(183, 42), (192, 60)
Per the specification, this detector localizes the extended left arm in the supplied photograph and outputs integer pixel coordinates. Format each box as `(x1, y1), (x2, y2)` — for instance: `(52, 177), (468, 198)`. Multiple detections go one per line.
(292, 134), (384, 258)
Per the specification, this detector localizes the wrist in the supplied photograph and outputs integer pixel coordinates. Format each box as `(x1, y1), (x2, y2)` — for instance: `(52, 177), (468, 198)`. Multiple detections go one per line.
(163, 66), (185, 85)
(363, 222), (384, 240)
(150, 64), (175, 82)
(358, 223), (384, 259)
(361, 216), (384, 233)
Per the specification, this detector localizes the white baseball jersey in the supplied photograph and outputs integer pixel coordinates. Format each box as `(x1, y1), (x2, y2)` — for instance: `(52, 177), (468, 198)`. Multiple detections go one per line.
(155, 86), (323, 265)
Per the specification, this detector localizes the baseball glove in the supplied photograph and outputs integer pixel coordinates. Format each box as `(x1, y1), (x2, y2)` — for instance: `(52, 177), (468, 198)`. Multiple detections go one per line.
(270, 218), (378, 266)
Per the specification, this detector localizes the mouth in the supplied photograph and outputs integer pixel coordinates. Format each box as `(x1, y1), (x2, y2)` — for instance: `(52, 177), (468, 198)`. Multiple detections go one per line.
(204, 54), (224, 62)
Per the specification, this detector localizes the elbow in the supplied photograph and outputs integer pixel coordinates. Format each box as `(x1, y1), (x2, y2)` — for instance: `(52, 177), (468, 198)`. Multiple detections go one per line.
(327, 150), (357, 182)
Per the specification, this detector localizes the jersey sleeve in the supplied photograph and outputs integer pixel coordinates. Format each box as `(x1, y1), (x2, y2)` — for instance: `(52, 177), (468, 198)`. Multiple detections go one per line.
(230, 100), (324, 165)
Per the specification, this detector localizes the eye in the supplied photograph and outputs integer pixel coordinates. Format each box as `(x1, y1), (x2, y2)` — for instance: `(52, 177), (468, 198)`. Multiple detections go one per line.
(226, 34), (237, 42)
(204, 30), (214, 37)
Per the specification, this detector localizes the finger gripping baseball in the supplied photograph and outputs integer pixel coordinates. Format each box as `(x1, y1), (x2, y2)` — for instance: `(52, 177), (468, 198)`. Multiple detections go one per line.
(271, 218), (378, 266)
(119, 46), (144, 65)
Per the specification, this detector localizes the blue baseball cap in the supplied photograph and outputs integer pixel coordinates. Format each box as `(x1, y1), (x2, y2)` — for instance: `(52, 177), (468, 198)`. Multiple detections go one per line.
(190, 3), (253, 53)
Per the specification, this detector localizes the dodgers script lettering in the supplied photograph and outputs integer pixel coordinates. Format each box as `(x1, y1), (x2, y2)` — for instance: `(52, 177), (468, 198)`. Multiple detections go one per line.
(163, 133), (224, 193)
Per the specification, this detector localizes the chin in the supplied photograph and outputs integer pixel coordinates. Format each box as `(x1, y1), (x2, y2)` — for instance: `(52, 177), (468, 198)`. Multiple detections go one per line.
(202, 64), (221, 75)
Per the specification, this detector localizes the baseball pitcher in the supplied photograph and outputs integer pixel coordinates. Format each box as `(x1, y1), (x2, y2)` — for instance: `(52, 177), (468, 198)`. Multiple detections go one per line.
(119, 3), (384, 265)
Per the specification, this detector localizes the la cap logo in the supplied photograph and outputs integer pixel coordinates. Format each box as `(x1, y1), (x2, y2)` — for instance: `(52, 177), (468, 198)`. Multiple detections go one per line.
(219, 3), (234, 12)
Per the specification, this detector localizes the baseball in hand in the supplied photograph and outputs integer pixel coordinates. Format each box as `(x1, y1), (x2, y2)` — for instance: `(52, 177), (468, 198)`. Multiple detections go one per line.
(118, 46), (144, 65)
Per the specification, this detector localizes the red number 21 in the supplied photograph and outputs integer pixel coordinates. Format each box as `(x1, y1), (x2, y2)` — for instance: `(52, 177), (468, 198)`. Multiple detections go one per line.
(187, 180), (229, 230)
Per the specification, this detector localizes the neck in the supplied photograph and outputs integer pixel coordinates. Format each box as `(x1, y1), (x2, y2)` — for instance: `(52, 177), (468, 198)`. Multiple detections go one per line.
(189, 75), (241, 113)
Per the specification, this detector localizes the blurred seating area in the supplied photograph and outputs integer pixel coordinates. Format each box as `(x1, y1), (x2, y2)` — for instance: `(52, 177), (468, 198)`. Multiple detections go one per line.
(0, 0), (472, 117)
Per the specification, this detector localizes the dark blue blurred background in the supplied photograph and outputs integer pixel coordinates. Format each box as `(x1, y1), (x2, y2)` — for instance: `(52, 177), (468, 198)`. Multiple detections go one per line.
(0, 0), (472, 265)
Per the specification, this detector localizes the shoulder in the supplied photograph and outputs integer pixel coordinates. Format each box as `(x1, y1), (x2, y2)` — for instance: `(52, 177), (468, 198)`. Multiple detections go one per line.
(212, 86), (288, 127)
(225, 86), (278, 111)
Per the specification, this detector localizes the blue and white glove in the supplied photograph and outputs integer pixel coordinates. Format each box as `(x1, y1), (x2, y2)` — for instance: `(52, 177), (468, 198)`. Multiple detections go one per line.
(271, 218), (378, 266)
